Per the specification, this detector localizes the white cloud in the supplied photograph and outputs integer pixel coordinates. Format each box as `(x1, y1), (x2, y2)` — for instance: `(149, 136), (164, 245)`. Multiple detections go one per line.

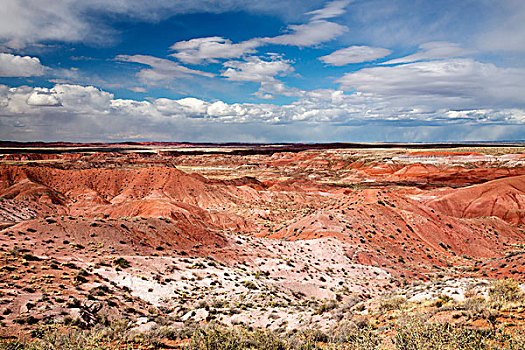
(444, 109), (525, 124)
(319, 45), (391, 65)
(115, 55), (214, 85)
(1, 84), (113, 115)
(53, 84), (114, 112)
(222, 56), (297, 99)
(0, 1), (91, 48)
(255, 81), (302, 99)
(110, 99), (153, 116)
(175, 97), (209, 115)
(265, 20), (347, 47)
(169, 37), (261, 65)
(382, 42), (472, 65)
(2, 83), (525, 142)
(128, 87), (147, 93)
(168, 20), (347, 66)
(167, 1), (350, 64)
(26, 90), (62, 107)
(0, 0), (321, 48)
(0, 53), (46, 77)
(222, 56), (293, 82)
(336, 58), (525, 109)
(307, 0), (352, 21)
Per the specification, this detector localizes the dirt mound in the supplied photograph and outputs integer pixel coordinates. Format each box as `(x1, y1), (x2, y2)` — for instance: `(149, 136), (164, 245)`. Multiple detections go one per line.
(426, 175), (525, 225)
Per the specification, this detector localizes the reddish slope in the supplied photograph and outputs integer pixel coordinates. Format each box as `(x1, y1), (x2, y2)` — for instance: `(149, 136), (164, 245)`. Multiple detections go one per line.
(0, 165), (258, 209)
(1, 156), (525, 281)
(426, 175), (525, 225)
(350, 162), (525, 187)
(0, 165), (256, 244)
(265, 188), (524, 280)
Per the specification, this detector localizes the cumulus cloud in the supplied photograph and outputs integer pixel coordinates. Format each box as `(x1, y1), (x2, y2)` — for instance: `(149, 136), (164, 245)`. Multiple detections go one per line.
(2, 82), (525, 129)
(53, 84), (114, 112)
(115, 55), (214, 85)
(1, 84), (113, 115)
(319, 45), (391, 65)
(26, 90), (62, 107)
(2, 82), (525, 142)
(169, 37), (261, 65)
(174, 97), (209, 115)
(221, 56), (297, 99)
(382, 42), (472, 65)
(255, 81), (304, 99)
(0, 53), (46, 77)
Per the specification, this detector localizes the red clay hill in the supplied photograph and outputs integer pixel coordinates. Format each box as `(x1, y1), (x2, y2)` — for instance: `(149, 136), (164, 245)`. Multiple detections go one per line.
(1, 144), (525, 276)
(1, 142), (525, 334)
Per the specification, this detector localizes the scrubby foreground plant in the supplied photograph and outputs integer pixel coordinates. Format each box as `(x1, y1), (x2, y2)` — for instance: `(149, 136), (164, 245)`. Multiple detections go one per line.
(3, 321), (525, 350)
(395, 321), (525, 350)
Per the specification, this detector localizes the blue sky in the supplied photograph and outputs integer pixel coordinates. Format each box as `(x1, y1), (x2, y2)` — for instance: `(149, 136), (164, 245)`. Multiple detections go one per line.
(1, 0), (525, 142)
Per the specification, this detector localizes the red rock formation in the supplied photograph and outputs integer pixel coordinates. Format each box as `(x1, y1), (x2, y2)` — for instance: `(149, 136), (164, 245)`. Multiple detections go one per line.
(426, 175), (525, 225)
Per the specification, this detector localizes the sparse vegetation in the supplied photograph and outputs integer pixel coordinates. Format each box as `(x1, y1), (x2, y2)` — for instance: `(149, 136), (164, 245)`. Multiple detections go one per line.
(489, 279), (523, 305)
(113, 257), (131, 269)
(379, 296), (407, 312)
(3, 320), (525, 350)
(3, 145), (525, 348)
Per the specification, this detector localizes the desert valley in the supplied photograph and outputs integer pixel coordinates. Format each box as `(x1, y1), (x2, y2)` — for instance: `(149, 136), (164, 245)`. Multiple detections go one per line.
(0, 142), (525, 348)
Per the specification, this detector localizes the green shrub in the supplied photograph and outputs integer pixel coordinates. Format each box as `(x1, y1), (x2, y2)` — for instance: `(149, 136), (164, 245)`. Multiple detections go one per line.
(113, 257), (131, 269)
(241, 280), (257, 290)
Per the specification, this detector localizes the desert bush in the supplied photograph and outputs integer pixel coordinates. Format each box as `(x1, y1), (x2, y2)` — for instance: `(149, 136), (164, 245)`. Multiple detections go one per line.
(396, 321), (525, 350)
(0, 340), (25, 350)
(489, 279), (523, 305)
(241, 280), (258, 290)
(188, 325), (286, 350)
(0, 319), (136, 350)
(113, 257), (131, 269)
(395, 322), (490, 350)
(313, 299), (338, 315)
(495, 328), (525, 349)
(329, 321), (381, 350)
(0, 328), (122, 350)
(462, 296), (490, 320)
(127, 325), (183, 346)
(434, 294), (453, 308)
(5, 318), (525, 350)
(379, 296), (407, 312)
(287, 329), (327, 349)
